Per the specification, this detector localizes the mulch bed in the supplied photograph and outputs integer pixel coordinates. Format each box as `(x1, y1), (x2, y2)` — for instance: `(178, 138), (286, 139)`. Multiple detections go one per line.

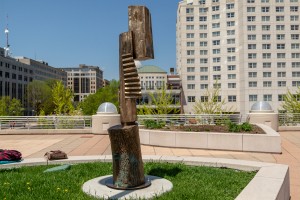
(145, 124), (265, 134)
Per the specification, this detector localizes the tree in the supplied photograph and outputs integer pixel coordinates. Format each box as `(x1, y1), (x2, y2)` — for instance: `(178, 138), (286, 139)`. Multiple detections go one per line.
(281, 87), (300, 113)
(27, 80), (52, 115)
(79, 80), (119, 115)
(0, 97), (24, 116)
(52, 81), (74, 115)
(193, 84), (234, 114)
(138, 87), (180, 115)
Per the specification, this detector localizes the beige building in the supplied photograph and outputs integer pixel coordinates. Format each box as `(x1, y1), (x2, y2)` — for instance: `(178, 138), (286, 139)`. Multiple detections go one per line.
(60, 64), (103, 102)
(177, 0), (300, 115)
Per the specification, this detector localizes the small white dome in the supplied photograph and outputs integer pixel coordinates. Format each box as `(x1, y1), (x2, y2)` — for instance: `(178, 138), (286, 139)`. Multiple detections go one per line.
(250, 101), (273, 113)
(97, 102), (118, 114)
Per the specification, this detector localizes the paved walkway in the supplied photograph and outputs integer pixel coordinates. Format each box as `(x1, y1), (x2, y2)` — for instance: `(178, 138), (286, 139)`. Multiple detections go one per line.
(0, 131), (299, 199)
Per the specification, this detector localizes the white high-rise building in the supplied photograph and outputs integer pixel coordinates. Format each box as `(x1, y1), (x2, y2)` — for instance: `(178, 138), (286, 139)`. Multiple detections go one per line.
(177, 0), (300, 115)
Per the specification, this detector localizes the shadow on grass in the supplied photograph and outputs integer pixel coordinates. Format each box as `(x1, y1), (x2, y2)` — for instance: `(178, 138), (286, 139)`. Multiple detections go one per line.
(148, 166), (182, 178)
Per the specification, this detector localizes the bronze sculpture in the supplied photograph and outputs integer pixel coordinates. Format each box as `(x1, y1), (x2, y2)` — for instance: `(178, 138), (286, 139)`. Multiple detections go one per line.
(107, 6), (154, 189)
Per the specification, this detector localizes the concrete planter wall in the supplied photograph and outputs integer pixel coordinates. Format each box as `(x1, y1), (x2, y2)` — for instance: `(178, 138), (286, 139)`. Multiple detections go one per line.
(139, 124), (281, 153)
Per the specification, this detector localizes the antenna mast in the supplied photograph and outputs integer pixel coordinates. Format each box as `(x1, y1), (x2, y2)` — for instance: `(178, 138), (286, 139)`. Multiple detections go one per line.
(4, 15), (10, 57)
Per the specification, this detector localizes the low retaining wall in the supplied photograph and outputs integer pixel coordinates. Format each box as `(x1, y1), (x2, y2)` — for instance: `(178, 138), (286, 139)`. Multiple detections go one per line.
(139, 124), (281, 153)
(0, 155), (290, 200)
(0, 129), (92, 135)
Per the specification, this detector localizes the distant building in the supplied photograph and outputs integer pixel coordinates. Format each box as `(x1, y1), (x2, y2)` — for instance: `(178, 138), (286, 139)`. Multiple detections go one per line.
(177, 0), (300, 115)
(137, 65), (182, 113)
(103, 79), (110, 87)
(16, 57), (67, 85)
(60, 64), (103, 102)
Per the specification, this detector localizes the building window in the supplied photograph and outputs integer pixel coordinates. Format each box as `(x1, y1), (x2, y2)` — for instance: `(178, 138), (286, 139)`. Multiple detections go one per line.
(200, 67), (208, 72)
(187, 50), (195, 55)
(291, 43), (300, 49)
(276, 7), (284, 12)
(262, 0), (269, 2)
(247, 7), (255, 12)
(213, 49), (221, 54)
(263, 72), (272, 77)
(201, 96), (208, 102)
(277, 53), (286, 58)
(291, 34), (299, 40)
(291, 25), (299, 30)
(187, 42), (194, 47)
(212, 23), (220, 28)
(227, 12), (235, 18)
(200, 41), (208, 46)
(248, 44), (256, 49)
(228, 74), (236, 79)
(262, 44), (271, 49)
(200, 59), (208, 64)
(263, 62), (271, 68)
(200, 50), (208, 55)
(248, 53), (257, 59)
(213, 66), (221, 71)
(212, 14), (220, 20)
(187, 59), (195, 64)
(200, 33), (207, 38)
(188, 96), (195, 102)
(262, 53), (271, 59)
(213, 75), (221, 80)
(292, 62), (300, 68)
(248, 35), (256, 40)
(187, 75), (195, 81)
(213, 40), (220, 45)
(278, 81), (286, 87)
(290, 6), (299, 12)
(186, 25), (194, 30)
(292, 53), (300, 58)
(227, 21), (235, 27)
(248, 16), (256, 21)
(227, 56), (236, 62)
(227, 39), (235, 44)
(292, 72), (300, 77)
(186, 17), (194, 22)
(249, 95), (257, 101)
(249, 81), (257, 87)
(248, 25), (256, 31)
(227, 48), (236, 53)
(276, 25), (285, 30)
(200, 75), (208, 80)
(277, 44), (285, 49)
(226, 3), (234, 9)
(187, 84), (195, 89)
(228, 95), (236, 102)
(262, 25), (271, 31)
(227, 30), (235, 35)
(277, 62), (286, 68)
(248, 63), (257, 68)
(276, 16), (285, 21)
(187, 67), (195, 72)
(278, 94), (285, 101)
(186, 8), (194, 14)
(200, 84), (208, 89)
(228, 83), (236, 88)
(263, 81), (272, 87)
(290, 15), (299, 21)
(186, 33), (194, 38)
(262, 16), (270, 21)
(228, 65), (236, 70)
(277, 34), (285, 40)
(262, 34), (271, 40)
(292, 81), (300, 87)
(199, 25), (207, 30)
(263, 95), (272, 101)
(199, 16), (207, 21)
(212, 31), (220, 37)
(213, 83), (221, 89)
(248, 72), (257, 78)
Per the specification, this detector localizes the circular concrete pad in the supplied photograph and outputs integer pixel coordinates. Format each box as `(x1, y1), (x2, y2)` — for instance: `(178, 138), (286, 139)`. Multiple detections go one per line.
(82, 175), (173, 199)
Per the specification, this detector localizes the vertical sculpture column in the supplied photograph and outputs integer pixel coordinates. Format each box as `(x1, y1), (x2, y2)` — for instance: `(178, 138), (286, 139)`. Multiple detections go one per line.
(107, 6), (154, 189)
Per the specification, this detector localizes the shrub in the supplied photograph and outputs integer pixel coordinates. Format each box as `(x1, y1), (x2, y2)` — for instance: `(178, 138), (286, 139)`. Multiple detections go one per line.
(144, 119), (165, 129)
(240, 122), (253, 132)
(226, 121), (253, 132)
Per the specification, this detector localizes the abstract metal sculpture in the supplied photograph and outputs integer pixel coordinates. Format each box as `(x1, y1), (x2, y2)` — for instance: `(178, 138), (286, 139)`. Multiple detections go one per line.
(107, 6), (154, 189)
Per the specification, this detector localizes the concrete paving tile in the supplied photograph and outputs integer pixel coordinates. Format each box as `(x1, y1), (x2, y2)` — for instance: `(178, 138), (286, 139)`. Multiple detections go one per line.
(188, 149), (213, 156)
(153, 146), (174, 156)
(170, 148), (193, 156)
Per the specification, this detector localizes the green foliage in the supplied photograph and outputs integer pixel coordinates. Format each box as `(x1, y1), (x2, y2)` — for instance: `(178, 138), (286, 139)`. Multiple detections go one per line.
(281, 88), (300, 113)
(144, 119), (165, 129)
(193, 82), (234, 114)
(138, 87), (180, 115)
(0, 162), (255, 200)
(79, 80), (119, 115)
(27, 80), (52, 115)
(52, 81), (74, 115)
(0, 97), (24, 116)
(226, 121), (253, 132)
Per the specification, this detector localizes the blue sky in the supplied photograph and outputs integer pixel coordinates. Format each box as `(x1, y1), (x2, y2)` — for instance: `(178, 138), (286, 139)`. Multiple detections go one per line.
(0, 0), (180, 80)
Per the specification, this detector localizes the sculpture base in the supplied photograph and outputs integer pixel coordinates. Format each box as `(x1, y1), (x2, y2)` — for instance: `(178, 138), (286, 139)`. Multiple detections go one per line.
(105, 176), (151, 190)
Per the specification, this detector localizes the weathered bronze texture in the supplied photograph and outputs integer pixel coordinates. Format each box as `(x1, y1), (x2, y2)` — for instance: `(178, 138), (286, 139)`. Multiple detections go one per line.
(107, 5), (154, 189)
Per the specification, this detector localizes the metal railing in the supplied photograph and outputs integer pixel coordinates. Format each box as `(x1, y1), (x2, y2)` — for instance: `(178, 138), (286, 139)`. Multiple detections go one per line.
(137, 114), (244, 125)
(0, 116), (92, 130)
(279, 113), (300, 126)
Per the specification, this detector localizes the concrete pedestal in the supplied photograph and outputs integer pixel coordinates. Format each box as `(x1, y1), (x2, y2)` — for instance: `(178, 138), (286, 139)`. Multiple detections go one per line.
(248, 113), (278, 131)
(92, 114), (120, 134)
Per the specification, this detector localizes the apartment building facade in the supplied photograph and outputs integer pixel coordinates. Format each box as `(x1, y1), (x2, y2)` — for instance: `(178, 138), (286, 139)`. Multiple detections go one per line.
(177, 0), (300, 115)
(60, 64), (103, 102)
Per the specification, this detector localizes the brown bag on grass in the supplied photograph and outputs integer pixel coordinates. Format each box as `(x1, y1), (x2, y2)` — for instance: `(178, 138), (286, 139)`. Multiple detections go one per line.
(44, 150), (68, 161)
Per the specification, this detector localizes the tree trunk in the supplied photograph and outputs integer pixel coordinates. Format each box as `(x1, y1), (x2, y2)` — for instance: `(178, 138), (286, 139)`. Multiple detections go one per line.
(108, 124), (145, 188)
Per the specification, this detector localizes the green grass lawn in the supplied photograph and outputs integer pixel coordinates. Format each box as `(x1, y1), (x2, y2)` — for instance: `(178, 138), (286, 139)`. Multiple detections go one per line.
(0, 162), (256, 200)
